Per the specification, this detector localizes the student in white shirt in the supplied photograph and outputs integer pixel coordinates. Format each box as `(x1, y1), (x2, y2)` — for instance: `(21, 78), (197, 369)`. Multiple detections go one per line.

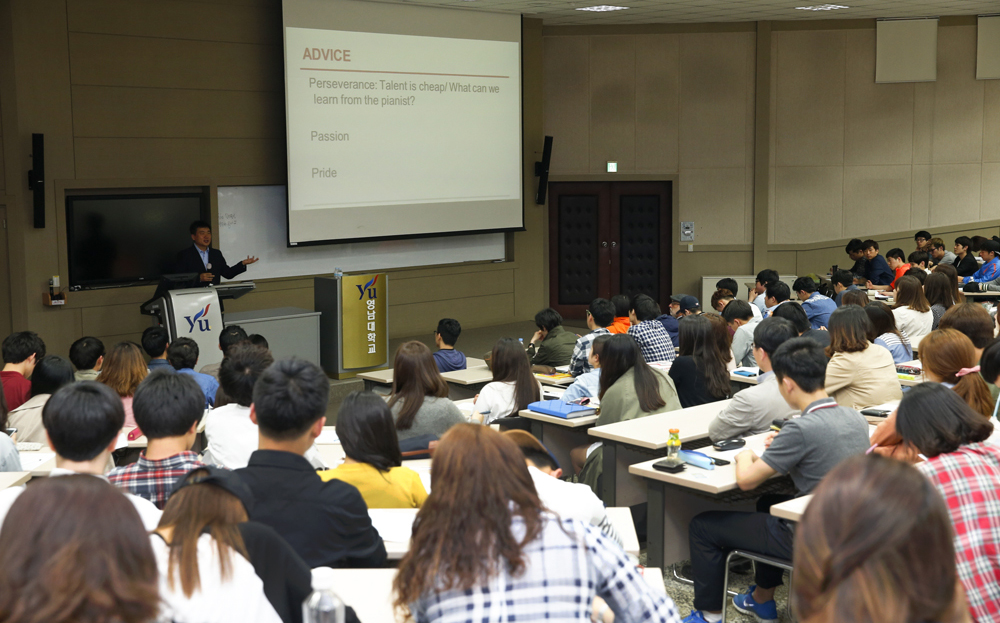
(722, 299), (760, 367)
(891, 275), (934, 351)
(0, 381), (162, 530)
(472, 338), (542, 425)
(750, 270), (779, 314)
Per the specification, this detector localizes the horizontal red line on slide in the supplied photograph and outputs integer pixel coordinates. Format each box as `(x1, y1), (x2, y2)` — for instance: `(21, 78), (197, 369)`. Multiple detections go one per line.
(300, 67), (510, 78)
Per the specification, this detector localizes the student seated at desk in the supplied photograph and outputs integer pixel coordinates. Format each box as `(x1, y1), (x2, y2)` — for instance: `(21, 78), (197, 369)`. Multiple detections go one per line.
(393, 424), (681, 623)
(750, 269), (779, 314)
(432, 318), (467, 373)
(683, 338), (870, 623)
(762, 281), (790, 318)
(715, 277), (739, 298)
(389, 341), (465, 442)
(571, 335), (680, 493)
(909, 250), (931, 272)
(562, 334), (610, 403)
(842, 238), (869, 282)
(503, 430), (621, 546)
(830, 269), (859, 306)
(98, 341), (148, 428)
(0, 382), (162, 530)
(199, 325), (248, 379)
(0, 476), (161, 623)
(142, 325), (173, 373)
(708, 314), (736, 373)
(472, 338), (542, 426)
(792, 454), (970, 623)
(891, 275), (934, 349)
(629, 294), (676, 364)
(0, 330), (44, 411)
(771, 300), (831, 349)
(69, 336), (104, 382)
(320, 391), (427, 509)
(656, 295), (683, 348)
(7, 354), (74, 445)
(925, 271), (958, 330)
(929, 236), (958, 267)
(569, 298), (613, 377)
(526, 307), (578, 367)
(933, 262), (967, 304)
(168, 337), (220, 409)
(894, 384), (1000, 623)
(608, 294), (633, 335)
(954, 235), (980, 278)
(824, 306), (901, 410)
(236, 358), (386, 569)
(154, 468), (296, 623)
(708, 318), (799, 442)
(862, 239), (894, 287)
(867, 247), (909, 291)
(722, 299), (760, 367)
(669, 315), (730, 408)
(864, 301), (913, 364)
(904, 264), (927, 284)
(108, 371), (205, 509)
(793, 276), (837, 329)
(961, 239), (1000, 292)
(839, 289), (869, 307)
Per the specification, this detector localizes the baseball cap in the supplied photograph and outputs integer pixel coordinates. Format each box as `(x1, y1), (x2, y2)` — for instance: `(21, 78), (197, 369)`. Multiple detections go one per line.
(169, 465), (255, 513)
(679, 296), (701, 313)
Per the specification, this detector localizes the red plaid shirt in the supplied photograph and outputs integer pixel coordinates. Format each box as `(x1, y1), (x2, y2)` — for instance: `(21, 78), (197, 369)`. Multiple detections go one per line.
(108, 451), (205, 510)
(918, 442), (1000, 623)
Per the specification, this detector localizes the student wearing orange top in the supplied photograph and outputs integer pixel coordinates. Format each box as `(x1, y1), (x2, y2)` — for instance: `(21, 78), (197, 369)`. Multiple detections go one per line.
(868, 248), (909, 291)
(607, 295), (632, 335)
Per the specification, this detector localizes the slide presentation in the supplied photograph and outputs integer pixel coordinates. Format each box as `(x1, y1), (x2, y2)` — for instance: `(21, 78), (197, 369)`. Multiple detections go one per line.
(283, 0), (523, 246)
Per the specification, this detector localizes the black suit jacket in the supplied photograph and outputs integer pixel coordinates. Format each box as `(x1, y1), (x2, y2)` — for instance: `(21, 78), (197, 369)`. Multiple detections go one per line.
(174, 245), (247, 287)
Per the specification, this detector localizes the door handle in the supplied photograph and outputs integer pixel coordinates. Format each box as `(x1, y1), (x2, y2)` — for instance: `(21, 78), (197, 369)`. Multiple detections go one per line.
(611, 241), (617, 248)
(602, 241), (608, 248)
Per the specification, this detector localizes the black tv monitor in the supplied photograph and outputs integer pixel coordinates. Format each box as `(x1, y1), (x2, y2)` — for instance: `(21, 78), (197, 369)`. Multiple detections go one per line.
(66, 192), (209, 289)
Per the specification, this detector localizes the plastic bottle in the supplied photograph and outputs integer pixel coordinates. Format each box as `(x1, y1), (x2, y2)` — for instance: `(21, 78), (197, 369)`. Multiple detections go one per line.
(303, 588), (346, 623)
(666, 428), (681, 463)
(333, 267), (343, 280)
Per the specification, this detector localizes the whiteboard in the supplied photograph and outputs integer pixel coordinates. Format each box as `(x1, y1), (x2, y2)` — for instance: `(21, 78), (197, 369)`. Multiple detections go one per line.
(216, 186), (506, 281)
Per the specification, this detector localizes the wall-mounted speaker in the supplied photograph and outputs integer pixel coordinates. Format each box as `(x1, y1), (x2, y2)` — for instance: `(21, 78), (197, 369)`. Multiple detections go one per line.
(27, 133), (44, 228)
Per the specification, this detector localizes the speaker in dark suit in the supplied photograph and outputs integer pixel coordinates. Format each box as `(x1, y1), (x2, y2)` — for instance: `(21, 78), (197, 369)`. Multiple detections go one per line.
(175, 220), (258, 288)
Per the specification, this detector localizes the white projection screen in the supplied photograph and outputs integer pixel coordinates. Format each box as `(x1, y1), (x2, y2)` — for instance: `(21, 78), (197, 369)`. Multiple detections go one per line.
(282, 0), (523, 246)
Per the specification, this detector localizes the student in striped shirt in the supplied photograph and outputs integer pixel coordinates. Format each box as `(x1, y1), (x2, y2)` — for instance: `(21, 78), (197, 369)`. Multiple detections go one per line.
(864, 302), (912, 364)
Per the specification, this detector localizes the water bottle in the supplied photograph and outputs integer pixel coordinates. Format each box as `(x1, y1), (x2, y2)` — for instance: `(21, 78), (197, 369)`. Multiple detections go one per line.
(666, 428), (681, 464)
(333, 267), (343, 280)
(303, 588), (346, 623)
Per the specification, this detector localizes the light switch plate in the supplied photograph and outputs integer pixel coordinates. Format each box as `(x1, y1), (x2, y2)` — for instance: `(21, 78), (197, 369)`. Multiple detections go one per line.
(680, 222), (695, 242)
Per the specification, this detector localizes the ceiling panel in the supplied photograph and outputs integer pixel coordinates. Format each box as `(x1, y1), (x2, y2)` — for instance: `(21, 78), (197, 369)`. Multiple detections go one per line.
(351, 0), (1000, 25)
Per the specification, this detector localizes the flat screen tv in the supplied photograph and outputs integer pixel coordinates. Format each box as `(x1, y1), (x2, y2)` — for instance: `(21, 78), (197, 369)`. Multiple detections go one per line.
(66, 193), (209, 289)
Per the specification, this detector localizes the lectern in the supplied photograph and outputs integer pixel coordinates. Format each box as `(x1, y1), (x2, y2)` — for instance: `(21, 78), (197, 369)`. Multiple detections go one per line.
(315, 274), (388, 379)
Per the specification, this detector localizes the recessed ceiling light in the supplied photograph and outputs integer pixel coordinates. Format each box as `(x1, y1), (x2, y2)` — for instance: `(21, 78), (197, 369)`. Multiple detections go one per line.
(576, 5), (630, 11)
(795, 4), (849, 10)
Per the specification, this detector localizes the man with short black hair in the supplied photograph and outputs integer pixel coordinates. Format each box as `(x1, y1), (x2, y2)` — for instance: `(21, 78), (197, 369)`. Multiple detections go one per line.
(842, 238), (868, 281)
(1, 331), (46, 410)
(107, 371), (205, 509)
(628, 294), (676, 363)
(173, 220), (258, 288)
(914, 230), (932, 253)
(715, 278), (739, 298)
(199, 324), (248, 379)
(907, 250), (930, 271)
(682, 339), (870, 623)
(750, 270), (779, 314)
(167, 337), (219, 408)
(722, 300), (759, 367)
(793, 276), (836, 329)
(526, 308), (578, 367)
(863, 240), (893, 286)
(954, 236), (979, 277)
(708, 318), (799, 442)
(961, 239), (1000, 292)
(237, 358), (386, 568)
(69, 336), (105, 382)
(772, 301), (831, 349)
(869, 248), (909, 291)
(432, 318), (466, 373)
(929, 238), (956, 267)
(763, 281), (790, 318)
(141, 326), (172, 373)
(831, 269), (858, 306)
(569, 299), (614, 377)
(0, 382), (161, 529)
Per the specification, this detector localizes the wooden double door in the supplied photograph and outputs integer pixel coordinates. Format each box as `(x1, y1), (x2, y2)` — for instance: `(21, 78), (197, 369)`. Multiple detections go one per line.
(548, 181), (672, 320)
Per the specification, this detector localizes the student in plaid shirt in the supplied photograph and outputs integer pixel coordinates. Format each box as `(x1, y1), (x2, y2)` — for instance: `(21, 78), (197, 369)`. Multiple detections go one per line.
(108, 370), (205, 509)
(393, 423), (681, 623)
(568, 298), (614, 377)
(627, 294), (676, 364)
(896, 382), (1000, 623)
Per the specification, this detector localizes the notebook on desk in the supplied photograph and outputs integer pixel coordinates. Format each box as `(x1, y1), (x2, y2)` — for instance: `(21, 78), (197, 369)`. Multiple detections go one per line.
(527, 400), (596, 419)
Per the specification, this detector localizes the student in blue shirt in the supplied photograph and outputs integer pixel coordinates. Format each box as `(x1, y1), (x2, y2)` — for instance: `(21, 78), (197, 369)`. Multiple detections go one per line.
(961, 239), (1000, 291)
(862, 240), (894, 286)
(794, 277), (837, 329)
(432, 318), (467, 373)
(561, 334), (609, 403)
(167, 337), (219, 408)
(831, 269), (859, 306)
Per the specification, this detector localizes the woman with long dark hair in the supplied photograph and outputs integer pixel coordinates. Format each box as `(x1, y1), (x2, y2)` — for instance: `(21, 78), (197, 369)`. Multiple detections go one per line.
(393, 424), (681, 622)
(933, 262), (967, 305)
(320, 391), (427, 508)
(792, 453), (969, 623)
(824, 306), (901, 410)
(7, 354), (74, 444)
(891, 275), (933, 350)
(864, 301), (912, 364)
(668, 315), (730, 407)
(924, 271), (958, 330)
(388, 341), (464, 441)
(472, 337), (542, 425)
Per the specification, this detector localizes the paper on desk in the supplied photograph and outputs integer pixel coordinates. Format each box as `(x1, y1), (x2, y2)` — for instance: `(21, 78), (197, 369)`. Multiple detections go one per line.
(315, 429), (340, 444)
(555, 365), (570, 373)
(369, 511), (416, 543)
(543, 386), (565, 398)
(18, 452), (55, 471)
(734, 366), (760, 376)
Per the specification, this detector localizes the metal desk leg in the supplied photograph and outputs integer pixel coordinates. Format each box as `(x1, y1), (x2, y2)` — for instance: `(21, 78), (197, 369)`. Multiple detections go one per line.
(363, 379), (374, 392)
(601, 441), (617, 507)
(647, 479), (666, 569)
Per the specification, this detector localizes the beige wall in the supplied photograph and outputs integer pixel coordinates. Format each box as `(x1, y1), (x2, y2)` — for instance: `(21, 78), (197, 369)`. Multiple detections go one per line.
(0, 0), (547, 357)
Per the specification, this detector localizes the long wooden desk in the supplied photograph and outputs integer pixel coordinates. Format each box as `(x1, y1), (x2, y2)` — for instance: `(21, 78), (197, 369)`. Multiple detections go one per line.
(360, 358), (487, 393)
(588, 399), (730, 506)
(730, 372), (759, 386)
(440, 363), (492, 399)
(770, 495), (811, 522)
(311, 566), (668, 623)
(0, 472), (29, 489)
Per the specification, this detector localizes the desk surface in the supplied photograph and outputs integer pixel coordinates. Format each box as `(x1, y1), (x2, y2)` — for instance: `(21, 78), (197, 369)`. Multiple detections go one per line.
(588, 399), (730, 449)
(18, 451), (57, 478)
(518, 408), (599, 428)
(0, 472), (29, 489)
(360, 358), (487, 385)
(629, 432), (769, 494)
(441, 366), (493, 385)
(770, 495), (811, 522)
(730, 372), (759, 386)
(357, 368), (395, 383)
